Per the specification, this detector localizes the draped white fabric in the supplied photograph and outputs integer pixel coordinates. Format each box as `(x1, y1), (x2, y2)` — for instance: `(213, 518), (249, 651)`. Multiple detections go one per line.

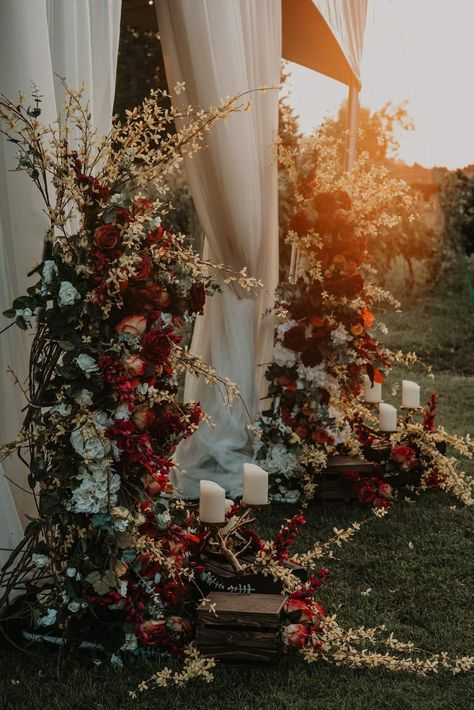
(313, 0), (368, 86)
(0, 0), (121, 564)
(156, 0), (281, 498)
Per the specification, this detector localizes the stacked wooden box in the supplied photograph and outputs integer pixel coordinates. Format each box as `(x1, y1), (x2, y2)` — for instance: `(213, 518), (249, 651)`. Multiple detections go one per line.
(196, 592), (287, 664)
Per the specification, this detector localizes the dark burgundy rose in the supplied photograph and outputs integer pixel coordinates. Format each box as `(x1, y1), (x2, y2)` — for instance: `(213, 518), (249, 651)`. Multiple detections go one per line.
(189, 283), (206, 314)
(301, 342), (324, 367)
(357, 483), (376, 505)
(283, 325), (307, 352)
(141, 328), (172, 363)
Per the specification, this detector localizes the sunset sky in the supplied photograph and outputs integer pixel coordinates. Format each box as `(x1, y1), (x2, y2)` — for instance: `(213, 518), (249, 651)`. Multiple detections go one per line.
(286, 0), (474, 169)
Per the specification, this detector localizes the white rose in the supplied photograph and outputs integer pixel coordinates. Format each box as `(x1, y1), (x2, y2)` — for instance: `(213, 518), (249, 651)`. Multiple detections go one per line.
(15, 308), (33, 325)
(32, 553), (49, 568)
(70, 424), (111, 460)
(74, 354), (99, 373)
(38, 608), (57, 627)
(58, 281), (81, 307)
(75, 389), (93, 407)
(42, 260), (58, 284)
(67, 601), (81, 613)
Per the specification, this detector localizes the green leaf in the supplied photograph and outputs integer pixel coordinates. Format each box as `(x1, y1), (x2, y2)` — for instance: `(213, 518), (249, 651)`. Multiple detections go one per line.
(2, 309), (16, 318)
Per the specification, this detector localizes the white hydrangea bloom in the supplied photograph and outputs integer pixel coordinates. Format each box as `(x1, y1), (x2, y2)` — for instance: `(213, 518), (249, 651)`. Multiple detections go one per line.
(15, 307), (33, 325)
(70, 423), (111, 460)
(273, 341), (297, 368)
(69, 462), (120, 514)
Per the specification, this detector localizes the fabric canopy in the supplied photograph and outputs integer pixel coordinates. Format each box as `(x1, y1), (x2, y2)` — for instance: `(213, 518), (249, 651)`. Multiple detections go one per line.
(0, 0), (121, 568)
(156, 0), (281, 498)
(282, 0), (368, 88)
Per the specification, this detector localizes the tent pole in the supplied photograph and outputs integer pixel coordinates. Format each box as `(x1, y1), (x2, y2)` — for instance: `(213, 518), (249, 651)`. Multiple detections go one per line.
(345, 79), (360, 171)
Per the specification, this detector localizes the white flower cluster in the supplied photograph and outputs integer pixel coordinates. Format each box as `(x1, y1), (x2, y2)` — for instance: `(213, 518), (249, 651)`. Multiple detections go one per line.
(256, 443), (302, 479)
(70, 461), (121, 514)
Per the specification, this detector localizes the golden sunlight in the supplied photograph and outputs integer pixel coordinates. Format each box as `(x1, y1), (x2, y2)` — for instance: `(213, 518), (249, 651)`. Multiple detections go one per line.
(286, 0), (474, 169)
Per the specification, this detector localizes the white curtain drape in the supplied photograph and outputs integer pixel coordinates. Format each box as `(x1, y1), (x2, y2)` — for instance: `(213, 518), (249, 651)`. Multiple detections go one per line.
(0, 0), (121, 567)
(156, 0), (281, 498)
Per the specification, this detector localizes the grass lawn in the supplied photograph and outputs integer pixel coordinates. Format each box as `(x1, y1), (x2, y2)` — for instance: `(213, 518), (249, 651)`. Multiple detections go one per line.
(1, 272), (473, 710)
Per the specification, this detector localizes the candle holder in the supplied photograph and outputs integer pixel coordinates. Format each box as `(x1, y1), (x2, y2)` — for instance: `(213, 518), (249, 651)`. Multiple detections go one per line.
(400, 406), (422, 424)
(200, 501), (270, 575)
(240, 501), (271, 511)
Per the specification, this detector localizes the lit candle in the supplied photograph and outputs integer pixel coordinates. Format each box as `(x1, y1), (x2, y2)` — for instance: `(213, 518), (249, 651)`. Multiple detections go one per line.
(242, 463), (268, 506)
(199, 480), (225, 524)
(402, 380), (420, 408)
(363, 374), (382, 403)
(379, 403), (397, 432)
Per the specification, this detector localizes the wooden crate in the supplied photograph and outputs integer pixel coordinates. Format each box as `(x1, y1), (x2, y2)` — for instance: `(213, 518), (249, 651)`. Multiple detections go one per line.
(196, 592), (286, 664)
(316, 455), (377, 502)
(199, 553), (305, 596)
(316, 455), (421, 502)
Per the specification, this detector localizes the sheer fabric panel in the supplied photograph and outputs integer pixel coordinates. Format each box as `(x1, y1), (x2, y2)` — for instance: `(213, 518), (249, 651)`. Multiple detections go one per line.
(156, 0), (281, 497)
(0, 0), (121, 550)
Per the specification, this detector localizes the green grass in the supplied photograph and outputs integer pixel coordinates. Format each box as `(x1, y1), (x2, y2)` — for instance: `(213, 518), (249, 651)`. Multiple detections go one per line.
(1, 272), (473, 710)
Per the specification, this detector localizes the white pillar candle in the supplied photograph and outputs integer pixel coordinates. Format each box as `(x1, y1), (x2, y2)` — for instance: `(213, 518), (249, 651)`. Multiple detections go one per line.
(402, 380), (420, 408)
(242, 463), (268, 506)
(363, 374), (382, 403)
(199, 480), (225, 523)
(379, 402), (397, 432)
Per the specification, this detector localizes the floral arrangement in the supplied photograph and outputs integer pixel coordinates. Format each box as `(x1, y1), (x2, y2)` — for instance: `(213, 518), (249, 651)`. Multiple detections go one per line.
(0, 82), (257, 655)
(1, 86), (473, 698)
(255, 127), (473, 507)
(353, 393), (473, 505)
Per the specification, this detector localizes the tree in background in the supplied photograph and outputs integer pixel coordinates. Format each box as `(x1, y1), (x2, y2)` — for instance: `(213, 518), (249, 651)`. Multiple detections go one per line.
(440, 169), (474, 256)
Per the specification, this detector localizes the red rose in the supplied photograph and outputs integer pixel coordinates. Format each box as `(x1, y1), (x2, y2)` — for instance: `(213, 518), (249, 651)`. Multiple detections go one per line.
(134, 197), (154, 214)
(311, 428), (336, 447)
(285, 599), (313, 623)
(391, 445), (418, 469)
(147, 225), (165, 244)
(143, 283), (172, 309)
(141, 328), (173, 363)
(94, 224), (120, 250)
(130, 253), (152, 281)
(357, 483), (376, 505)
(282, 623), (307, 649)
(189, 283), (206, 315)
(137, 619), (168, 647)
